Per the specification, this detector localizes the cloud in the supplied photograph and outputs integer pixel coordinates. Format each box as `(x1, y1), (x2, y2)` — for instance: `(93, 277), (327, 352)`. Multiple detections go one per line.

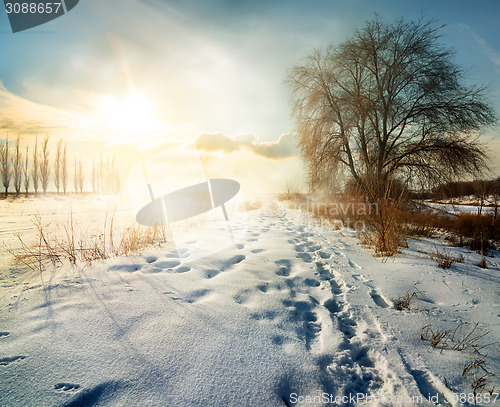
(195, 132), (298, 159)
(0, 82), (98, 142)
(196, 132), (241, 153)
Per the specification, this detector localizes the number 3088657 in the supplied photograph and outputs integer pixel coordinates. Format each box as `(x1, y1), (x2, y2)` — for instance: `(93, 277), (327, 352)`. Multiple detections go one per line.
(5, 3), (63, 14)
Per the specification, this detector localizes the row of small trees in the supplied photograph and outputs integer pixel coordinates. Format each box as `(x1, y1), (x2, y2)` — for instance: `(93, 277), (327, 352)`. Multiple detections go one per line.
(1, 136), (85, 198)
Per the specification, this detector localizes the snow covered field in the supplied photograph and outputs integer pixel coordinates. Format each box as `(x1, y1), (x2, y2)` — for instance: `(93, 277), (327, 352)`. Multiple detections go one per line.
(1, 196), (499, 406)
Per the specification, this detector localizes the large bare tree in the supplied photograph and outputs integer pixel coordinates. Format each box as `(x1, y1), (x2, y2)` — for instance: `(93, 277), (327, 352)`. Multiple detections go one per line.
(288, 18), (496, 194)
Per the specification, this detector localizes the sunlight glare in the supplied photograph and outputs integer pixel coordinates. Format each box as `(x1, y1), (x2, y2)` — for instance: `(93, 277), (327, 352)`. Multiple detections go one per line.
(96, 91), (164, 144)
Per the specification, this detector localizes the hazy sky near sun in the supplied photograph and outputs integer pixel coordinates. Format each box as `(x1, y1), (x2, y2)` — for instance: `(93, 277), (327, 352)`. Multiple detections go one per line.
(0, 0), (499, 190)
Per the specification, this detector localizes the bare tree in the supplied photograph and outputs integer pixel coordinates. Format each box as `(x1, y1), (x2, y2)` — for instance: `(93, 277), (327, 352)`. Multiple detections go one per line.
(12, 135), (23, 196)
(61, 142), (68, 194)
(54, 138), (62, 194)
(1, 137), (11, 198)
(23, 146), (30, 197)
(473, 180), (488, 216)
(98, 153), (103, 193)
(78, 160), (84, 193)
(74, 159), (78, 193)
(32, 136), (39, 195)
(40, 136), (50, 195)
(288, 18), (496, 195)
(91, 158), (96, 193)
(489, 177), (500, 220)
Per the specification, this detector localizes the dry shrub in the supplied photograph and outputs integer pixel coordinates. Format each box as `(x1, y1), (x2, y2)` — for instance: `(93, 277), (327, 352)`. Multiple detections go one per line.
(277, 183), (307, 203)
(398, 207), (500, 254)
(477, 255), (488, 269)
(360, 203), (406, 256)
(357, 179), (408, 257)
(451, 213), (498, 253)
(428, 247), (464, 269)
(287, 177), (408, 256)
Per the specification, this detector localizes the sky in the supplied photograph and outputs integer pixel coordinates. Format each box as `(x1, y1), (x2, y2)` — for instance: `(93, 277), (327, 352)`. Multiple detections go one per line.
(0, 0), (499, 192)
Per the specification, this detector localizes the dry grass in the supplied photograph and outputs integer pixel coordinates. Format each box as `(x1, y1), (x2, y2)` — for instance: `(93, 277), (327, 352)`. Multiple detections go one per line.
(10, 212), (172, 272)
(418, 312), (499, 405)
(392, 282), (424, 311)
(421, 318), (495, 353)
(462, 349), (497, 407)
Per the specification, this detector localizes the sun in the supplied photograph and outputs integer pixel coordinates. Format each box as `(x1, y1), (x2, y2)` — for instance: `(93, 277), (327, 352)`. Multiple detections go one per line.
(95, 91), (165, 144)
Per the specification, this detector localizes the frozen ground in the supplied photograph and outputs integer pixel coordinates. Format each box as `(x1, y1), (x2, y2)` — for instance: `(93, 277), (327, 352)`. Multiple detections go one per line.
(0, 197), (499, 406)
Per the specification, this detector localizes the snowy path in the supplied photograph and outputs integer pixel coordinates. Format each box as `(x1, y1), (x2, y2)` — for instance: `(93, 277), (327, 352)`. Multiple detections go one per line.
(1, 207), (498, 406)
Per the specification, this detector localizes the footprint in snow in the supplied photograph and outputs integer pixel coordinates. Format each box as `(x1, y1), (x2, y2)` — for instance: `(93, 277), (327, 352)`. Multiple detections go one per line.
(257, 283), (269, 293)
(185, 289), (212, 303)
(296, 252), (313, 263)
(276, 267), (290, 277)
(229, 254), (246, 265)
(324, 298), (342, 314)
(156, 260), (181, 268)
(329, 280), (342, 295)
(348, 259), (361, 269)
(204, 269), (219, 279)
(175, 265), (191, 273)
(54, 383), (81, 392)
(284, 300), (323, 351)
(0, 332), (9, 338)
(165, 289), (212, 304)
(304, 278), (321, 287)
(233, 289), (251, 304)
(0, 355), (27, 366)
(109, 264), (142, 272)
(294, 244), (306, 253)
(370, 290), (390, 308)
(317, 251), (331, 259)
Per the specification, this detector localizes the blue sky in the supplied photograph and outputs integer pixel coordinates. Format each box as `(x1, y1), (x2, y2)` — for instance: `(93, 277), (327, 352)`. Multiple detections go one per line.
(0, 0), (499, 188)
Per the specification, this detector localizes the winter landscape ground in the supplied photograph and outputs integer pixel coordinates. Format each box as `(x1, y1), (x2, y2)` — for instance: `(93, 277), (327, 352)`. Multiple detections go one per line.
(0, 195), (499, 407)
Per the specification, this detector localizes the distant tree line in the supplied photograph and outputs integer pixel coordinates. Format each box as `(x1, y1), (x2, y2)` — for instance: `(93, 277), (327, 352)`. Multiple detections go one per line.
(412, 178), (500, 217)
(415, 178), (500, 200)
(0, 136), (122, 198)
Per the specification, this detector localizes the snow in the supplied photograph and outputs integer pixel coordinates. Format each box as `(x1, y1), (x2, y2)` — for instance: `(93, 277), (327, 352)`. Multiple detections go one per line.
(425, 203), (494, 215)
(0, 196), (499, 406)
